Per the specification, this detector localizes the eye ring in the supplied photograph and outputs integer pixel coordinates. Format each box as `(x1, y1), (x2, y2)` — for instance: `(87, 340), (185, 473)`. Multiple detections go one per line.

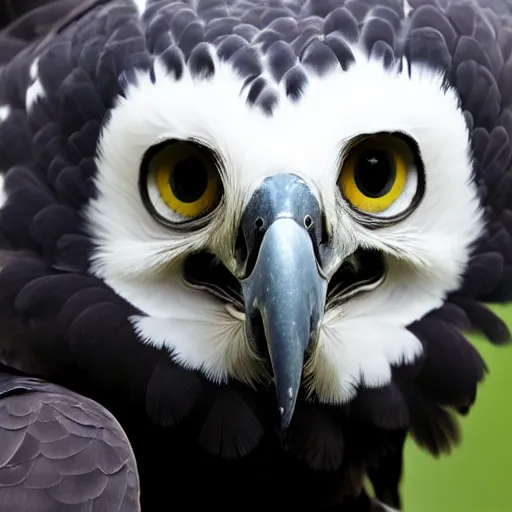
(338, 132), (425, 226)
(139, 139), (224, 230)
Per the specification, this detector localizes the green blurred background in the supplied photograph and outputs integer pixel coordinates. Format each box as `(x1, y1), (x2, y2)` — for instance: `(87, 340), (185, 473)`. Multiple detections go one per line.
(401, 304), (512, 511)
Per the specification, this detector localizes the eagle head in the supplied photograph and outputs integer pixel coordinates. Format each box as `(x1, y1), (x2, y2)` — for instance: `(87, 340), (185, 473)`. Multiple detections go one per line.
(87, 48), (482, 428)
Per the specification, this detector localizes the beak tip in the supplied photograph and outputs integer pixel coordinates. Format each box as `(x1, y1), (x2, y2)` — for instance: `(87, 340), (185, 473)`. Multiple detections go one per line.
(278, 386), (298, 430)
(279, 406), (293, 430)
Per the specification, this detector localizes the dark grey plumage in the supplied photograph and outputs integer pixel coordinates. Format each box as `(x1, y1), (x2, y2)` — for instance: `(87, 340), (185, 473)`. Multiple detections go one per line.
(0, 0), (510, 510)
(0, 368), (139, 511)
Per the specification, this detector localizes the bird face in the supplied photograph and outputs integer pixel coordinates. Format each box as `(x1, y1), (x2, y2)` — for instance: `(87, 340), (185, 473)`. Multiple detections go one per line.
(87, 48), (483, 426)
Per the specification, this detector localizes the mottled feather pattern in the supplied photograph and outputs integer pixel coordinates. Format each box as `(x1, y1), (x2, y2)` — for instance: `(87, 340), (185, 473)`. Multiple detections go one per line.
(0, 0), (510, 509)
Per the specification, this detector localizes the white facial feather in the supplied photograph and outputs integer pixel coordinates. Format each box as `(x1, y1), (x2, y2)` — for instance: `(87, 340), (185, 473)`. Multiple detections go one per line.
(132, 0), (148, 16)
(86, 44), (483, 404)
(26, 58), (44, 111)
(0, 106), (11, 202)
(0, 174), (7, 209)
(0, 105), (9, 123)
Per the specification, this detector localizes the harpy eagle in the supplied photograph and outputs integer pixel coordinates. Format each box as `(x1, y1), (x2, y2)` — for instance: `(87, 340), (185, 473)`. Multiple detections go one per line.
(0, 0), (510, 509)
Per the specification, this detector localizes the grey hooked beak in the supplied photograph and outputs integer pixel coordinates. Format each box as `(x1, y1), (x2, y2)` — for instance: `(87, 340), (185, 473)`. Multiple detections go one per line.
(237, 174), (328, 429)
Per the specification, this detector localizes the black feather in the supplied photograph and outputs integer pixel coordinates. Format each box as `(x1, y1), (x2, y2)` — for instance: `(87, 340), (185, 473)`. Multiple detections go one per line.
(145, 355), (202, 426)
(323, 7), (359, 43)
(197, 386), (263, 459)
(283, 401), (345, 471)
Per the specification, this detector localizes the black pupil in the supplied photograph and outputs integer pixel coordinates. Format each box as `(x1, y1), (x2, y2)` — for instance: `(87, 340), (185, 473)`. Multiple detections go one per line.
(354, 149), (396, 198)
(170, 156), (209, 203)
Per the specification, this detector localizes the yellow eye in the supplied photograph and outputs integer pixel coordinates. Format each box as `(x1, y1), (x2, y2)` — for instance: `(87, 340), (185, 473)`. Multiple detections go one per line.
(144, 141), (222, 223)
(339, 135), (409, 214)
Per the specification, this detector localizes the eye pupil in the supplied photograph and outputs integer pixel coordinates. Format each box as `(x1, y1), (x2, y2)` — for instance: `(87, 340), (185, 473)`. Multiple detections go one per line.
(170, 157), (208, 203)
(354, 149), (396, 198)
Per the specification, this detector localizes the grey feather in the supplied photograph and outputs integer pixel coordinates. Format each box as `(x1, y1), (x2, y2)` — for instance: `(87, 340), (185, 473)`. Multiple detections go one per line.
(0, 373), (140, 512)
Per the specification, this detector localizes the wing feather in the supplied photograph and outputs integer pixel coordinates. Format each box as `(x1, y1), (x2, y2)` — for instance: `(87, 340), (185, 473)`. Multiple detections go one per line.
(0, 372), (140, 512)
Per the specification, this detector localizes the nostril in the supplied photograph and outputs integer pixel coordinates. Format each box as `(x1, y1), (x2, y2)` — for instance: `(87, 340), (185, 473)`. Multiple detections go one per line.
(304, 215), (313, 229)
(255, 217), (264, 229)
